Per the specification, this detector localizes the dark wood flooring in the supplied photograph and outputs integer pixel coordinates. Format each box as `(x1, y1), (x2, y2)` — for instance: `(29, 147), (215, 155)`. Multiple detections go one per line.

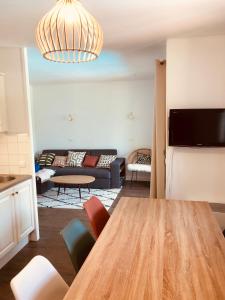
(0, 181), (150, 300)
(0, 181), (224, 300)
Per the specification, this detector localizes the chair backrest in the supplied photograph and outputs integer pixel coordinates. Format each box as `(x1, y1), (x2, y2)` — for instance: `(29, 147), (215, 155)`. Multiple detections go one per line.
(83, 196), (110, 239)
(60, 219), (95, 273)
(127, 148), (151, 164)
(10, 255), (69, 300)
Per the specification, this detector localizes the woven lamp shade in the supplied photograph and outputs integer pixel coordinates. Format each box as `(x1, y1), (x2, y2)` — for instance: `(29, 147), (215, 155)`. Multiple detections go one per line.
(36, 0), (103, 63)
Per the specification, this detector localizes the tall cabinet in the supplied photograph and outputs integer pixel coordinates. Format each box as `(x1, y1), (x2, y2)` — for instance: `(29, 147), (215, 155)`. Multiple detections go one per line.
(0, 48), (29, 133)
(0, 47), (39, 268)
(0, 73), (7, 132)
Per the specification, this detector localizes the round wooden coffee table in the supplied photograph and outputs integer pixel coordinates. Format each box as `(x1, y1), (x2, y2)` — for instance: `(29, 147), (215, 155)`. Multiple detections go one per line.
(50, 175), (95, 199)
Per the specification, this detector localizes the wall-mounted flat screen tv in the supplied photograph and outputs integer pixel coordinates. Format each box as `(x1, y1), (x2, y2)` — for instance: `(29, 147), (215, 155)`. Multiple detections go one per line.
(169, 109), (225, 147)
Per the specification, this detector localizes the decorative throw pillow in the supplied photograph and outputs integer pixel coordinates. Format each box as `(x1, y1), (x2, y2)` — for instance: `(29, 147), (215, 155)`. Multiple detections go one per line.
(52, 156), (67, 168)
(136, 153), (151, 165)
(96, 155), (117, 169)
(38, 153), (55, 166)
(66, 151), (86, 167)
(83, 155), (99, 168)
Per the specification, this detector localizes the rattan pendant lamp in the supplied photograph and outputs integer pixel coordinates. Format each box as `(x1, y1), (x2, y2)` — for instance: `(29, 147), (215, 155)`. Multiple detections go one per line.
(36, 0), (103, 63)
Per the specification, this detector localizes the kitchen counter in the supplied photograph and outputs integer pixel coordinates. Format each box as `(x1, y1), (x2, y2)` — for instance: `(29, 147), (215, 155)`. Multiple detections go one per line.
(0, 174), (32, 193)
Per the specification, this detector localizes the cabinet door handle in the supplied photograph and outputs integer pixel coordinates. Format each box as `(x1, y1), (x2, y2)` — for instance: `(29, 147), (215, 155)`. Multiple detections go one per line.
(15, 191), (19, 195)
(11, 193), (15, 196)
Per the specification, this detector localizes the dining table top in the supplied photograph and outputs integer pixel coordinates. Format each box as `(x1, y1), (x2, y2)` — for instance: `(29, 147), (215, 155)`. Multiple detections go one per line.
(63, 197), (225, 300)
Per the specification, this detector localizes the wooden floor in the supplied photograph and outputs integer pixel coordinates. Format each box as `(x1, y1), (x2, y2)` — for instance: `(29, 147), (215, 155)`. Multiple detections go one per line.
(0, 181), (224, 300)
(0, 181), (150, 300)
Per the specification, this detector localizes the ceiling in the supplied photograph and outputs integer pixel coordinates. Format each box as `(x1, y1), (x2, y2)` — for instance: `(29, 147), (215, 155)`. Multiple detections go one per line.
(27, 45), (165, 84)
(0, 0), (225, 49)
(1, 0), (225, 83)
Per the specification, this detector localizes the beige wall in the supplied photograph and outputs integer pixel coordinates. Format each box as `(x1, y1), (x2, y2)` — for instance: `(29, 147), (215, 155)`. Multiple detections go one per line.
(166, 35), (225, 204)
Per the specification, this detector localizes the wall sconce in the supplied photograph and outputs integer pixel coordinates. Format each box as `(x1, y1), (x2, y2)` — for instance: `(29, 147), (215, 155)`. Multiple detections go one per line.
(127, 112), (135, 120)
(67, 114), (74, 122)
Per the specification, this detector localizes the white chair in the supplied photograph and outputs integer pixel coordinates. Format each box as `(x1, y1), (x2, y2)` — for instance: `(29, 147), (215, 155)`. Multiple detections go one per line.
(10, 255), (69, 300)
(127, 148), (151, 181)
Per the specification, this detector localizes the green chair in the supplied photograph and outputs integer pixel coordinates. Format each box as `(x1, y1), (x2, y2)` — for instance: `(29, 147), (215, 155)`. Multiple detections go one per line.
(60, 219), (95, 273)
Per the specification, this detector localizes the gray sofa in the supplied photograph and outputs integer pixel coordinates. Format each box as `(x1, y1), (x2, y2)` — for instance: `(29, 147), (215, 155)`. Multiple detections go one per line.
(36, 149), (125, 194)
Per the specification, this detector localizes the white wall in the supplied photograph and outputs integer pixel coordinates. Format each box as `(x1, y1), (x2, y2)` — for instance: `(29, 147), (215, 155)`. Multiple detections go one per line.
(31, 79), (154, 158)
(166, 35), (225, 204)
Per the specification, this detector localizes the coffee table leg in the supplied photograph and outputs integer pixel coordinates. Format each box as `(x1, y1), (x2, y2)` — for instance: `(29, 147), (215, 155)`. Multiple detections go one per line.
(79, 185), (81, 199)
(57, 186), (60, 196)
(88, 184), (90, 193)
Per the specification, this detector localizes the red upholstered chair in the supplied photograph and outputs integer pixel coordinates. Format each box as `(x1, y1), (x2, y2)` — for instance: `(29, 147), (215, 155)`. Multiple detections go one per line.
(83, 196), (110, 239)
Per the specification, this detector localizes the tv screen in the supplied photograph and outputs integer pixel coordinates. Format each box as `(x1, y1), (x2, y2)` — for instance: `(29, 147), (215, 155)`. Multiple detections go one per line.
(169, 109), (225, 147)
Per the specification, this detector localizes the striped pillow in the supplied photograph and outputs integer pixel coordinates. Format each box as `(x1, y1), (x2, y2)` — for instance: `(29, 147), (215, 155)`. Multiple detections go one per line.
(38, 153), (55, 166)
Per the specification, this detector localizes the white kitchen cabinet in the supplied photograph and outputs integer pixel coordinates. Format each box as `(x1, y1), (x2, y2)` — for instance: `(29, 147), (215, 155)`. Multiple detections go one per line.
(15, 180), (34, 240)
(0, 180), (34, 261)
(0, 192), (17, 258)
(0, 73), (8, 132)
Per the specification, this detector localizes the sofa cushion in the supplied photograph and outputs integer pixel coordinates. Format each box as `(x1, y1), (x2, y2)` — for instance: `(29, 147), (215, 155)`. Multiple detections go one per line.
(43, 150), (68, 156)
(83, 155), (99, 168)
(90, 149), (117, 156)
(67, 151), (86, 167)
(38, 153), (55, 166)
(47, 166), (111, 179)
(42, 149), (117, 156)
(52, 156), (67, 167)
(96, 155), (117, 169)
(127, 163), (151, 173)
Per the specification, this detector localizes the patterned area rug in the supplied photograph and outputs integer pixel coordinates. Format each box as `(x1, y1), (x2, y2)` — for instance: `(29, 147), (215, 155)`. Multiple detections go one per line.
(37, 187), (121, 210)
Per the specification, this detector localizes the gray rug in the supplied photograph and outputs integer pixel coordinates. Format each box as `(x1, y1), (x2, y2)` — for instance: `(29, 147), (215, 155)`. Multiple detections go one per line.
(37, 187), (121, 210)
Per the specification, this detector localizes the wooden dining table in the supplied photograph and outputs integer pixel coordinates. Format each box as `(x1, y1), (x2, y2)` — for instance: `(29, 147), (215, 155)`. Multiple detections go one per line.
(63, 197), (225, 300)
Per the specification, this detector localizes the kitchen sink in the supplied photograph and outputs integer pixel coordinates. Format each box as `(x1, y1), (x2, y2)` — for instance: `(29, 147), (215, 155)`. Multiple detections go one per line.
(0, 175), (16, 183)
